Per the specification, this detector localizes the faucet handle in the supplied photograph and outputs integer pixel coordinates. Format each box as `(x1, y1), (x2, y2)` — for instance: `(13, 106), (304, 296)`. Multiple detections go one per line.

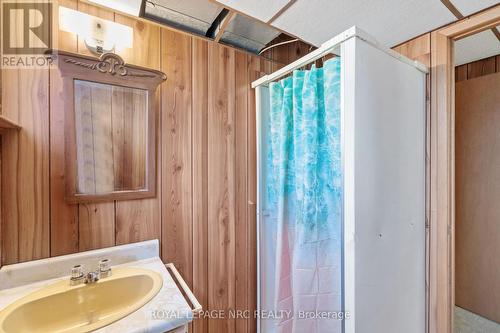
(98, 259), (112, 278)
(71, 264), (84, 279)
(99, 259), (110, 271)
(70, 264), (84, 285)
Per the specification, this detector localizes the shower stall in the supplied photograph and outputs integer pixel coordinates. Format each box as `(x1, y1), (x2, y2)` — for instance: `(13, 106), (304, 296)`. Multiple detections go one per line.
(253, 27), (427, 333)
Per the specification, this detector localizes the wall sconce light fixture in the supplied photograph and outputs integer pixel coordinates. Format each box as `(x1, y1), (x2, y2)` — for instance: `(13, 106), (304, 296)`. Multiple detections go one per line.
(59, 7), (133, 54)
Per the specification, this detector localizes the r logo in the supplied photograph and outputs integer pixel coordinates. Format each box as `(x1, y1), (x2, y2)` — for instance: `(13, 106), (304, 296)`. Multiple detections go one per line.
(2, 1), (52, 54)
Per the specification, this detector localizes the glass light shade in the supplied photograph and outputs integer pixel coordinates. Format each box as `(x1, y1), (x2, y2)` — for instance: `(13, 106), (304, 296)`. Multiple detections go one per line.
(59, 7), (133, 50)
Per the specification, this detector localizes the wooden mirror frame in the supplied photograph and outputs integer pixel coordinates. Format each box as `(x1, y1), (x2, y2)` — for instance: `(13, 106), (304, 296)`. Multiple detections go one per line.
(53, 50), (166, 204)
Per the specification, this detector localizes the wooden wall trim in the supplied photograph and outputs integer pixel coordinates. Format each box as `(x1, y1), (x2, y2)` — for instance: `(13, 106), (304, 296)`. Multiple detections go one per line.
(439, 4), (500, 40)
(429, 30), (454, 333)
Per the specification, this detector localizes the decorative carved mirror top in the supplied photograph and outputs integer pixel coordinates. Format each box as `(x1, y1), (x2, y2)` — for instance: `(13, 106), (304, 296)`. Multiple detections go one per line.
(52, 50), (167, 85)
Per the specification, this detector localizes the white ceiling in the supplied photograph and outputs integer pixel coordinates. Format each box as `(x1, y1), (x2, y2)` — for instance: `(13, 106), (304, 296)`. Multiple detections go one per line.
(215, 0), (497, 48)
(217, 0), (290, 22)
(450, 0), (498, 16)
(455, 27), (500, 66)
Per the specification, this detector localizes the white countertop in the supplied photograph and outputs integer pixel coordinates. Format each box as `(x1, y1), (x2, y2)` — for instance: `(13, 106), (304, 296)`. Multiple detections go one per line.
(0, 240), (193, 333)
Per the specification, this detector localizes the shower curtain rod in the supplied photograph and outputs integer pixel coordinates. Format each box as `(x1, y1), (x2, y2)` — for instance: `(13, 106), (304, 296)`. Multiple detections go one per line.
(251, 26), (428, 88)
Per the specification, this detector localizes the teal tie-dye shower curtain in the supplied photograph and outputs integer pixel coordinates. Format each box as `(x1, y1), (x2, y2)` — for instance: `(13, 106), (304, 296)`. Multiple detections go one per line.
(264, 57), (342, 333)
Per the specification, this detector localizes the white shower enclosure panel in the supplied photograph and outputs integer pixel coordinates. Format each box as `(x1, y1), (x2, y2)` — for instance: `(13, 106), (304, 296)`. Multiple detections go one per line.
(341, 34), (426, 333)
(254, 27), (427, 333)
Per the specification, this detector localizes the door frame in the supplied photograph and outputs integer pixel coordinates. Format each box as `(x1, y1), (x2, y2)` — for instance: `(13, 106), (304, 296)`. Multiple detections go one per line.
(428, 5), (500, 333)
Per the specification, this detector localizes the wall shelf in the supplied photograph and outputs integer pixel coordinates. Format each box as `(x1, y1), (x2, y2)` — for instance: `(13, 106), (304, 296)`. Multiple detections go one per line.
(0, 115), (20, 130)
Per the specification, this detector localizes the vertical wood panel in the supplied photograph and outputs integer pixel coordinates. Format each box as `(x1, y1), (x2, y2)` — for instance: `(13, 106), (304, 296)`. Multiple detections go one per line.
(192, 38), (209, 333)
(455, 65), (467, 82)
(467, 56), (496, 79)
(78, 202), (115, 251)
(234, 50), (249, 333)
(208, 43), (236, 333)
(115, 199), (159, 245)
(110, 87), (128, 190)
(110, 88), (147, 190)
(1, 68), (49, 263)
(1, 69), (21, 264)
(129, 87), (148, 189)
(89, 84), (115, 193)
(114, 13), (161, 246)
(73, 82), (97, 193)
(115, 15), (160, 68)
(50, 0), (79, 256)
(161, 29), (193, 285)
(16, 69), (50, 263)
(289, 40), (311, 65)
(260, 37), (312, 71)
(393, 34), (431, 67)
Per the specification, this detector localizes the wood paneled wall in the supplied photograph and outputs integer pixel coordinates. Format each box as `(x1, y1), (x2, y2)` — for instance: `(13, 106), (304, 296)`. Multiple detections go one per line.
(393, 34), (431, 67)
(455, 54), (500, 82)
(260, 34), (313, 65)
(0, 2), (309, 333)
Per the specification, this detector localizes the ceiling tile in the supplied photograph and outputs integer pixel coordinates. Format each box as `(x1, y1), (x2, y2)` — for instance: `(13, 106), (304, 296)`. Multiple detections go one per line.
(271, 0), (457, 47)
(450, 0), (499, 16)
(215, 0), (291, 23)
(455, 27), (500, 65)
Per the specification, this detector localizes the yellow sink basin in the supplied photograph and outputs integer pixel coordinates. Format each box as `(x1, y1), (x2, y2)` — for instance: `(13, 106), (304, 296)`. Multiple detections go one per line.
(0, 267), (163, 333)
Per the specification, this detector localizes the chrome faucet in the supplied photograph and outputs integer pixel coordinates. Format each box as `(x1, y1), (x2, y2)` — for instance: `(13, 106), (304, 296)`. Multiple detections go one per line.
(85, 271), (100, 284)
(70, 259), (112, 286)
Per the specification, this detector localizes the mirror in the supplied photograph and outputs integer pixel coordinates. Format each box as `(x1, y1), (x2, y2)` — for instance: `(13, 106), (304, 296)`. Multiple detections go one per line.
(74, 80), (148, 194)
(54, 51), (166, 203)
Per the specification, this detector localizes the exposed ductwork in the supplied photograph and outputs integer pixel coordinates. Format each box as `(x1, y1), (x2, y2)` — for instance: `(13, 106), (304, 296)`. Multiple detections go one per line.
(143, 0), (283, 54)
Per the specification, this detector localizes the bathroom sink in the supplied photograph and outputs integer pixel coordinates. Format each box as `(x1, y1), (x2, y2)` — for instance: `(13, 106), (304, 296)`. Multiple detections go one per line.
(0, 267), (163, 333)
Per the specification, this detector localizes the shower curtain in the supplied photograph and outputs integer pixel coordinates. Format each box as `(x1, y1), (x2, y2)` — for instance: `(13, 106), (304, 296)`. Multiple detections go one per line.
(263, 57), (342, 333)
